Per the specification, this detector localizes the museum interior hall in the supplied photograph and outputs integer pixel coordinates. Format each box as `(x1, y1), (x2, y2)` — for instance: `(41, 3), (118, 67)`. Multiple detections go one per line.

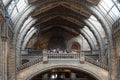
(0, 0), (120, 80)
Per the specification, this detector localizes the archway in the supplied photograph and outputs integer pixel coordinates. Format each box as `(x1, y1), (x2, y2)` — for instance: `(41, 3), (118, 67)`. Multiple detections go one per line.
(17, 64), (109, 80)
(31, 68), (98, 80)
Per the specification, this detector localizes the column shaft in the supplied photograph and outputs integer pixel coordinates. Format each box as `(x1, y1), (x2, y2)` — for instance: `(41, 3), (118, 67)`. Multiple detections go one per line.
(1, 36), (8, 80)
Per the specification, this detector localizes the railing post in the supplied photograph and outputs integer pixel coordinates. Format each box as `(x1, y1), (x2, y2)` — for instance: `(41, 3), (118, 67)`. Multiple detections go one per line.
(80, 52), (85, 64)
(43, 49), (48, 64)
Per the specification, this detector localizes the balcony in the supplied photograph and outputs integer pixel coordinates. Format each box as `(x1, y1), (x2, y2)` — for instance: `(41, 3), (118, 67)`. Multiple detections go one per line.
(17, 51), (109, 80)
(18, 50), (108, 72)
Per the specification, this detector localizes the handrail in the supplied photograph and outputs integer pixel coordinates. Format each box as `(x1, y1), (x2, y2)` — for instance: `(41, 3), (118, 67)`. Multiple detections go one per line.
(85, 56), (109, 71)
(17, 56), (43, 72)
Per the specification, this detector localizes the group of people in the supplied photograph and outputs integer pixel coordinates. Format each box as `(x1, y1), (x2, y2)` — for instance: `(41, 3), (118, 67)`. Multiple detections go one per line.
(43, 48), (70, 54)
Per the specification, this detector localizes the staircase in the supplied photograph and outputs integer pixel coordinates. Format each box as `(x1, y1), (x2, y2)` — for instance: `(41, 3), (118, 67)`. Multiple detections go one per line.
(17, 53), (109, 80)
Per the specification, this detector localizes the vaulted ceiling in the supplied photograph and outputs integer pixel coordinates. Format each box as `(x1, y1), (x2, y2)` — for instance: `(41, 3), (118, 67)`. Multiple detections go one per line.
(24, 0), (100, 50)
(2, 0), (117, 56)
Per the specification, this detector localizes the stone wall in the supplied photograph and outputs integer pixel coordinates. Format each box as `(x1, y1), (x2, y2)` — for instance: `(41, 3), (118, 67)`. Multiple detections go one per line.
(112, 17), (120, 80)
(0, 36), (2, 80)
(0, 5), (5, 80)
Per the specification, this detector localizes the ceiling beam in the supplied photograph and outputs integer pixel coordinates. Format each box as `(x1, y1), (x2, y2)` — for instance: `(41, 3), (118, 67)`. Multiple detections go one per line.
(31, 2), (90, 18)
(36, 15), (84, 28)
(40, 25), (80, 35)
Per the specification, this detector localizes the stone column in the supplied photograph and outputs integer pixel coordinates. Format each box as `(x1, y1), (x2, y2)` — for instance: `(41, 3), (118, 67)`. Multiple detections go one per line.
(117, 58), (120, 80)
(0, 38), (2, 80)
(16, 47), (22, 66)
(8, 49), (16, 80)
(70, 72), (76, 79)
(80, 52), (85, 64)
(110, 48), (117, 80)
(1, 36), (8, 80)
(116, 43), (120, 80)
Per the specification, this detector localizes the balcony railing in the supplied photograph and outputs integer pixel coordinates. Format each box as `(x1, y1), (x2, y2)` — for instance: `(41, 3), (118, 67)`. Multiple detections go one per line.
(17, 52), (108, 72)
(21, 49), (100, 56)
(17, 56), (43, 72)
(47, 53), (80, 60)
(31, 78), (88, 80)
(85, 56), (109, 70)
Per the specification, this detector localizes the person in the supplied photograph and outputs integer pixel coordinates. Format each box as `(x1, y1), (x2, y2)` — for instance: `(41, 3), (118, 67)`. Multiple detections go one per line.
(96, 59), (98, 62)
(53, 49), (56, 53)
(56, 48), (60, 53)
(63, 49), (67, 53)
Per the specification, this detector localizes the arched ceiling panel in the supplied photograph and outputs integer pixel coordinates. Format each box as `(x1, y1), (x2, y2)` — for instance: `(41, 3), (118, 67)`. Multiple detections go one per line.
(22, 28), (37, 49)
(84, 20), (105, 53)
(88, 6), (112, 45)
(88, 15), (105, 38)
(17, 18), (37, 47)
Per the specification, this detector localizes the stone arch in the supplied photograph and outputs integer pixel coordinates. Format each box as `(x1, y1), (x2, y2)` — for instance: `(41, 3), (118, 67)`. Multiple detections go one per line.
(25, 65), (107, 80)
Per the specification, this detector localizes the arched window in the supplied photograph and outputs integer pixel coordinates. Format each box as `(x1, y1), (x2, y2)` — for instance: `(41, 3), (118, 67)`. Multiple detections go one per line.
(71, 42), (80, 50)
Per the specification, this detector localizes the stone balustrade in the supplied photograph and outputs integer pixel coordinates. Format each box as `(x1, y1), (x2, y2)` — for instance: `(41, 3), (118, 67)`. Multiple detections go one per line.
(28, 78), (88, 80)
(85, 56), (109, 70)
(17, 56), (43, 72)
(21, 49), (100, 56)
(18, 52), (108, 72)
(47, 53), (80, 59)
